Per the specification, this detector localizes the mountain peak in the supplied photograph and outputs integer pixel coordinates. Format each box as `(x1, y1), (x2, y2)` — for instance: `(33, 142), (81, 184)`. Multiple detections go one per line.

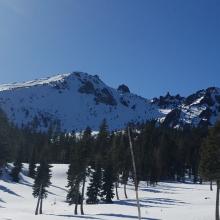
(0, 71), (162, 131)
(0, 72), (105, 92)
(117, 84), (130, 94)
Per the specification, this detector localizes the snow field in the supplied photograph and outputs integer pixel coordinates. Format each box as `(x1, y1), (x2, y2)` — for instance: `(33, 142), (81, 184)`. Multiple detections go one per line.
(0, 164), (216, 220)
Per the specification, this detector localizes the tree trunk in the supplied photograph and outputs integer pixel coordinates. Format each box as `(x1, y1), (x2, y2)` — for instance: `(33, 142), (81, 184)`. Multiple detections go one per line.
(189, 168), (192, 179)
(124, 183), (128, 199)
(74, 201), (78, 215)
(211, 181), (213, 191)
(193, 175), (198, 184)
(216, 180), (220, 220)
(74, 184), (79, 215)
(128, 127), (141, 220)
(115, 181), (119, 200)
(199, 178), (203, 184)
(39, 197), (43, 214)
(35, 184), (42, 215)
(35, 195), (40, 215)
(80, 175), (86, 215)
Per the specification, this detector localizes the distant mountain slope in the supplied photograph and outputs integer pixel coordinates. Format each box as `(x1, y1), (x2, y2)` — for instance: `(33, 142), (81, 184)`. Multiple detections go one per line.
(161, 87), (220, 128)
(0, 72), (163, 131)
(0, 72), (219, 131)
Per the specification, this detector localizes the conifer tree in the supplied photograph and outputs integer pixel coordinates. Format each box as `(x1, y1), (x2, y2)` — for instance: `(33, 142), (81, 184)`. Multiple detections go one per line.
(11, 160), (23, 182)
(10, 160), (22, 183)
(79, 127), (93, 214)
(0, 143), (9, 176)
(33, 153), (52, 215)
(10, 147), (23, 182)
(86, 120), (110, 204)
(66, 129), (92, 215)
(110, 132), (127, 200)
(101, 161), (115, 203)
(0, 109), (11, 175)
(119, 132), (131, 198)
(28, 147), (37, 178)
(200, 121), (220, 220)
(66, 174), (82, 215)
(66, 147), (83, 215)
(86, 164), (102, 204)
(96, 119), (109, 156)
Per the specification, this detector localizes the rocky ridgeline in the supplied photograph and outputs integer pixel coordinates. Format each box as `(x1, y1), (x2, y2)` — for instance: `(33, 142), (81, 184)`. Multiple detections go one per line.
(0, 72), (219, 131)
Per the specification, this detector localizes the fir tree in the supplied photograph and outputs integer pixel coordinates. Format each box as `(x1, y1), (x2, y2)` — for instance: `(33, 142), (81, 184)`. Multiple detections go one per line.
(86, 164), (102, 204)
(200, 121), (220, 220)
(66, 175), (82, 215)
(86, 120), (110, 204)
(66, 129), (91, 215)
(0, 142), (9, 176)
(28, 147), (37, 178)
(96, 119), (110, 156)
(101, 161), (115, 203)
(10, 147), (23, 182)
(33, 155), (52, 215)
(0, 109), (11, 176)
(118, 132), (131, 198)
(66, 157), (83, 215)
(10, 160), (23, 182)
(79, 127), (93, 214)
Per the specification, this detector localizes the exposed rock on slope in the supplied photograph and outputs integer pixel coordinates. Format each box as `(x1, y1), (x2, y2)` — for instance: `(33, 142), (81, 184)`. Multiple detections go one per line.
(0, 72), (219, 131)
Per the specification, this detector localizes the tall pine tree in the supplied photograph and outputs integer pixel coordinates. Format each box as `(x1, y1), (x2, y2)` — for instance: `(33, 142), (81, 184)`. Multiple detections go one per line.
(28, 146), (37, 178)
(66, 139), (83, 215)
(86, 163), (102, 204)
(200, 121), (220, 220)
(101, 160), (115, 203)
(33, 151), (52, 215)
(10, 146), (23, 182)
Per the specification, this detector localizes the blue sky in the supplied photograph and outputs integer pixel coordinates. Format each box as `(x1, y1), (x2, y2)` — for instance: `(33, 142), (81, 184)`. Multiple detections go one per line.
(0, 0), (219, 98)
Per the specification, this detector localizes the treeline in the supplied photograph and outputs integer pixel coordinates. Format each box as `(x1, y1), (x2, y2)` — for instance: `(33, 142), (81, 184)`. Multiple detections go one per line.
(0, 113), (208, 185)
(0, 108), (210, 215)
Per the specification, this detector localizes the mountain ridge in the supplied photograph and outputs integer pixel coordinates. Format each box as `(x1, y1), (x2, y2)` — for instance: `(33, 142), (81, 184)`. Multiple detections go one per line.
(0, 72), (219, 131)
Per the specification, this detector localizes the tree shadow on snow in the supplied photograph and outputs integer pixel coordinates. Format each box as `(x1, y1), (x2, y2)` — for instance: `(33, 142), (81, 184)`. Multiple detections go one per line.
(97, 213), (160, 220)
(140, 187), (174, 194)
(156, 182), (196, 190)
(51, 184), (68, 192)
(0, 198), (6, 203)
(114, 197), (187, 209)
(46, 213), (101, 219)
(0, 198), (6, 208)
(114, 199), (154, 208)
(0, 199), (5, 203)
(0, 185), (22, 197)
(141, 197), (188, 207)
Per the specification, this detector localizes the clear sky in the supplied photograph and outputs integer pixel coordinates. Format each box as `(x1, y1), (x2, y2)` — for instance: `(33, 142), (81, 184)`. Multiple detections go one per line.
(0, 0), (219, 98)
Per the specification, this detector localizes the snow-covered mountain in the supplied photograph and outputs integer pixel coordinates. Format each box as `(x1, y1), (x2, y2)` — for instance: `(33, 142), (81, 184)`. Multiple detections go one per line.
(0, 72), (219, 131)
(161, 87), (220, 128)
(0, 72), (162, 131)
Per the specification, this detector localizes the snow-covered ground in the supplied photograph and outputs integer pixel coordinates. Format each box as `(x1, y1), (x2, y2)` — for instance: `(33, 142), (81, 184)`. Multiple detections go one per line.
(0, 164), (216, 220)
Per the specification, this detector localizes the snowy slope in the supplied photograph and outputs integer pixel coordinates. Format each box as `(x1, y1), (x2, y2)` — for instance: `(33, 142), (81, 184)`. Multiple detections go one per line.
(0, 72), (163, 131)
(0, 164), (216, 220)
(0, 72), (219, 131)
(162, 87), (220, 128)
